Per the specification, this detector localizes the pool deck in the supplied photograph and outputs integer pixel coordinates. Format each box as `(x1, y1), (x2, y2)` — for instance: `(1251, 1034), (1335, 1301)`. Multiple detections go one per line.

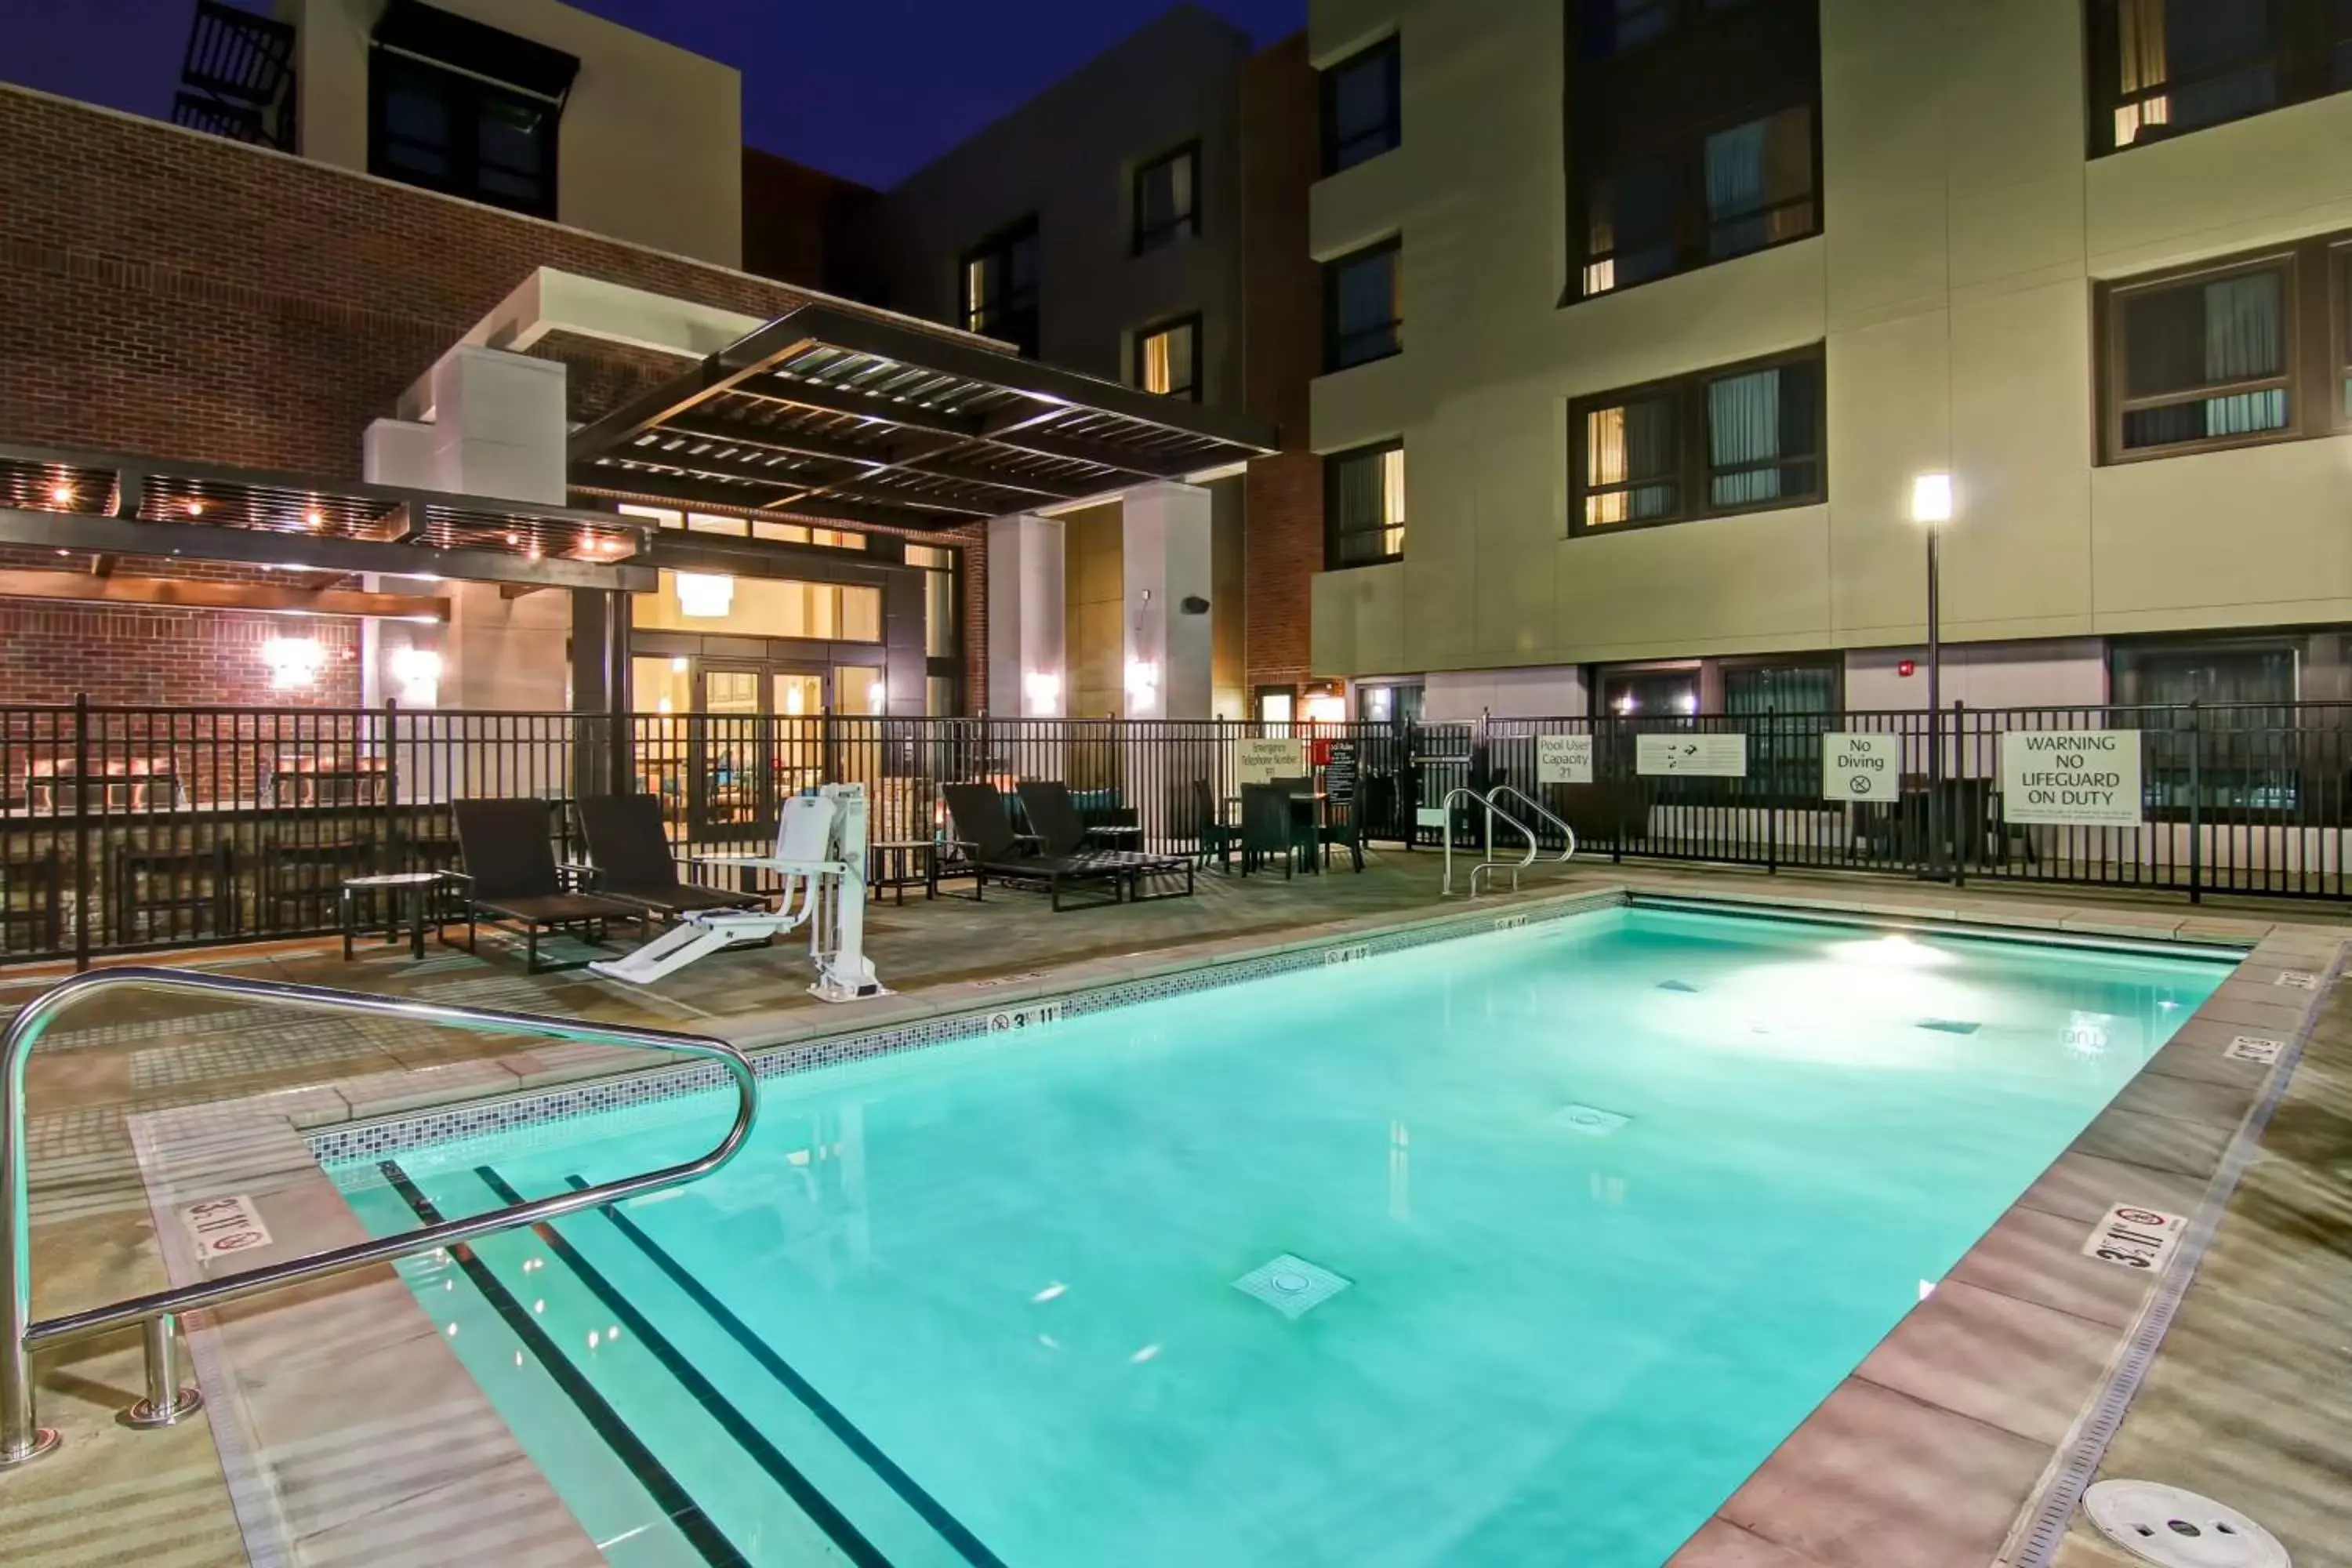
(3, 850), (2349, 1566)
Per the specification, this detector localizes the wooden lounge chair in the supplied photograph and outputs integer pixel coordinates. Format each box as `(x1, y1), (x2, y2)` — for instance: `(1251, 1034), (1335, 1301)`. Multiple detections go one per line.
(940, 784), (1134, 912)
(1014, 780), (1195, 903)
(449, 798), (643, 973)
(575, 795), (767, 923)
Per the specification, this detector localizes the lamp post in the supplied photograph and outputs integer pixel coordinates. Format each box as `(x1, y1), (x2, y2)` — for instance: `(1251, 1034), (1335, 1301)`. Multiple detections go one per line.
(1911, 472), (1954, 877)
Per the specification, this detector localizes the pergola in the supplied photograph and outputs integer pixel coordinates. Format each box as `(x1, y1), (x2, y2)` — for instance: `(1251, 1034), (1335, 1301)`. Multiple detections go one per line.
(565, 303), (1279, 531)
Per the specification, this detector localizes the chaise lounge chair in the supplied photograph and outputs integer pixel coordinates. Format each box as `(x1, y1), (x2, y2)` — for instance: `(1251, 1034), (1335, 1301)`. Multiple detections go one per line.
(1014, 780), (1195, 904)
(575, 794), (768, 924)
(941, 784), (1138, 913)
(449, 798), (644, 973)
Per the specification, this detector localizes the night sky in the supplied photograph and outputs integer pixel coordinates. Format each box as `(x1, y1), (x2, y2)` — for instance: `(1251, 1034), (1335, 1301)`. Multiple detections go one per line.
(1, 0), (1309, 187)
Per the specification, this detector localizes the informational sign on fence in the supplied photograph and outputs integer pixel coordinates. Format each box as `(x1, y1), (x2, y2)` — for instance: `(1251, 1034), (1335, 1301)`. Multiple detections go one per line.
(1820, 731), (1900, 802)
(1635, 733), (1748, 778)
(1324, 740), (1359, 802)
(1238, 737), (1306, 786)
(1999, 731), (2143, 826)
(1535, 735), (1594, 786)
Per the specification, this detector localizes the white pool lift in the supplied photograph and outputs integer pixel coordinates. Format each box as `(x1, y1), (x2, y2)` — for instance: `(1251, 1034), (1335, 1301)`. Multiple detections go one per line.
(587, 782), (887, 1003)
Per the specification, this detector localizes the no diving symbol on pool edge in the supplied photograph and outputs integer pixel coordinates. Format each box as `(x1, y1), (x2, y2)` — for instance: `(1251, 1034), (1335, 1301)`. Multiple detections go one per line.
(988, 1002), (1064, 1033)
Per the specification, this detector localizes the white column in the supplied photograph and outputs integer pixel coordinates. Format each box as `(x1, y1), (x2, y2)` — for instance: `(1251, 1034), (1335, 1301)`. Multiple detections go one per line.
(986, 514), (1067, 717)
(1120, 482), (1213, 720)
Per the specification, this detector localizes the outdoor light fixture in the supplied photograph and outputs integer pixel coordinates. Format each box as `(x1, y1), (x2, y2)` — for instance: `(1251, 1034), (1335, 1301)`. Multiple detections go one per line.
(389, 646), (441, 706)
(303, 508), (325, 530)
(1023, 670), (1063, 716)
(866, 677), (888, 715)
(673, 572), (735, 618)
(1910, 472), (1954, 525)
(670, 655), (690, 673)
(262, 637), (326, 691)
(47, 483), (74, 506)
(1125, 658), (1160, 713)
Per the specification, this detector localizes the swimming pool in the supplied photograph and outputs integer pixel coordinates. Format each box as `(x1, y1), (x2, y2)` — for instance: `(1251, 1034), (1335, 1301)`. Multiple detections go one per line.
(328, 905), (2230, 1566)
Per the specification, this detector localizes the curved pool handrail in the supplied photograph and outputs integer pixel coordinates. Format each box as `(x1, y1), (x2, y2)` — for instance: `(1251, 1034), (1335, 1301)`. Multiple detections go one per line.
(2, 965), (759, 1468)
(1486, 784), (1578, 865)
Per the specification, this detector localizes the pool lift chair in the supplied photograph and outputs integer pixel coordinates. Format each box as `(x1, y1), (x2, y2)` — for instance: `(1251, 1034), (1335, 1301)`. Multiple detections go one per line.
(587, 783), (887, 1003)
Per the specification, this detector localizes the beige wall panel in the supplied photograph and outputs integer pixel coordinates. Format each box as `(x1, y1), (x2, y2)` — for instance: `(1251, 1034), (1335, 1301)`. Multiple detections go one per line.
(2092, 437), (2352, 625)
(1555, 508), (1832, 660)
(1825, 310), (1950, 641)
(1311, 562), (1406, 675)
(2088, 93), (2352, 276)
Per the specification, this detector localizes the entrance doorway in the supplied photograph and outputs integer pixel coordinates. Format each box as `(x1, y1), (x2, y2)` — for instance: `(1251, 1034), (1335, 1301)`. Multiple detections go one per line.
(630, 655), (879, 840)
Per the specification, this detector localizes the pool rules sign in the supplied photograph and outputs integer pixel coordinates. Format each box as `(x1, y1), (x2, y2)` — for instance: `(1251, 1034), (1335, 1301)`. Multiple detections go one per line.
(2001, 731), (2143, 826)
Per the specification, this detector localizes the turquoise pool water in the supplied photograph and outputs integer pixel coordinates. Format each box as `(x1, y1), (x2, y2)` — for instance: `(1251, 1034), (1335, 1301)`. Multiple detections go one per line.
(332, 906), (2229, 1567)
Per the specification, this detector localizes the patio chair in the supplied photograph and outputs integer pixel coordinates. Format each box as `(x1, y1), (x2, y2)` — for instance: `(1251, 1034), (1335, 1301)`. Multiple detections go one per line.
(940, 784), (1136, 913)
(575, 795), (768, 924)
(1181, 778), (1242, 869)
(449, 798), (644, 973)
(1016, 780), (1195, 902)
(1239, 783), (1313, 878)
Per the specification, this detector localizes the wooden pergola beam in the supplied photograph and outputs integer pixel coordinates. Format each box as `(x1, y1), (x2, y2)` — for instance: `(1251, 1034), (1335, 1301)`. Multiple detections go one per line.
(0, 569), (450, 621)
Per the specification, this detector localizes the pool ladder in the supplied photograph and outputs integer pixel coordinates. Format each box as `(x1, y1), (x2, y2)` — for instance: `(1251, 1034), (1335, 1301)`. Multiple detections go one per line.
(1, 967), (760, 1471)
(1440, 786), (1578, 898)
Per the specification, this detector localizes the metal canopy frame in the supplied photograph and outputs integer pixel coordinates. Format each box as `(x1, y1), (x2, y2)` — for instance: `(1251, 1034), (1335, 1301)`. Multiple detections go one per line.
(0, 442), (654, 592)
(567, 303), (1279, 531)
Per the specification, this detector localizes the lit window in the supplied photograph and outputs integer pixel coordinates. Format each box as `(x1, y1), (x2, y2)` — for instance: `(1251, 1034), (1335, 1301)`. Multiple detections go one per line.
(1572, 347), (1824, 532)
(1137, 317), (1200, 400)
(963, 217), (1040, 357)
(1326, 441), (1404, 568)
(2094, 0), (2314, 155)
(2107, 260), (2291, 457)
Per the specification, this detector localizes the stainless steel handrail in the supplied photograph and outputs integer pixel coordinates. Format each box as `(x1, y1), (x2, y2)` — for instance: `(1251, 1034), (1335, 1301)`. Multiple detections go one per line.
(2, 966), (760, 1469)
(1486, 785), (1578, 866)
(1441, 787), (1540, 897)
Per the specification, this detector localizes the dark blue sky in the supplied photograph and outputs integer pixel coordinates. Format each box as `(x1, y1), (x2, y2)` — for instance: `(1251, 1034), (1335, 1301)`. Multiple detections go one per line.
(2, 0), (1307, 187)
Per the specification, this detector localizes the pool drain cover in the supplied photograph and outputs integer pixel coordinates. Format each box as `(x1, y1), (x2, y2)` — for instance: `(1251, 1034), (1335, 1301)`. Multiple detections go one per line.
(2084, 1480), (2289, 1568)
(1548, 1103), (1632, 1137)
(1232, 1254), (1350, 1319)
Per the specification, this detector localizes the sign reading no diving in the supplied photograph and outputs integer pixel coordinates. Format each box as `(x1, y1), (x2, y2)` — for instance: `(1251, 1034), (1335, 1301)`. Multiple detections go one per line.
(2000, 731), (2143, 826)
(1820, 732), (1900, 802)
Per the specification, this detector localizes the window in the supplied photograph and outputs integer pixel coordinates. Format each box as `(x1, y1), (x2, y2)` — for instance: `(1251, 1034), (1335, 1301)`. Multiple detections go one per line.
(369, 53), (559, 218)
(1135, 316), (1200, 400)
(1322, 36), (1401, 173)
(1600, 666), (1699, 717)
(907, 543), (960, 659)
(1326, 441), (1406, 568)
(1133, 144), (1199, 253)
(1572, 347), (1823, 533)
(2089, 0), (2352, 155)
(964, 217), (1040, 357)
(1325, 241), (1402, 371)
(1578, 103), (1817, 298)
(2092, 228), (2352, 463)
(2113, 637), (2301, 815)
(1567, 0), (1820, 299)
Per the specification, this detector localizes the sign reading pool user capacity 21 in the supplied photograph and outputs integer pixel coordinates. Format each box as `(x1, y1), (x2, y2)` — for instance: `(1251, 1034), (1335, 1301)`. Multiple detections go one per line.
(2000, 730), (2143, 826)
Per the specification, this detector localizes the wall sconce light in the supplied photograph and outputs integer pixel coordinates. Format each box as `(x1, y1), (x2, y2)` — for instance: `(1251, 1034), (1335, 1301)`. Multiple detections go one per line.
(674, 572), (735, 618)
(1023, 670), (1062, 716)
(1125, 659), (1160, 713)
(866, 677), (888, 715)
(389, 646), (441, 706)
(262, 637), (326, 691)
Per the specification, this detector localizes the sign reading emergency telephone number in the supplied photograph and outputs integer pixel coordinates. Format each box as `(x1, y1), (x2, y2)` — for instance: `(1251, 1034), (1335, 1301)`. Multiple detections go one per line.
(2000, 731), (2143, 826)
(1237, 738), (1307, 786)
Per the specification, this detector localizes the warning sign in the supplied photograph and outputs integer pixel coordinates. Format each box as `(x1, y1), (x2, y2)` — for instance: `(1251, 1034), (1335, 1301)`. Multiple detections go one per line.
(1535, 735), (1594, 786)
(2000, 731), (2142, 826)
(1820, 732), (1900, 802)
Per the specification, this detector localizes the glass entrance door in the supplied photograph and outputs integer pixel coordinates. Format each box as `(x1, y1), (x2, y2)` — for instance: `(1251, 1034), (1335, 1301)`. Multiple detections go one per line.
(690, 665), (769, 838)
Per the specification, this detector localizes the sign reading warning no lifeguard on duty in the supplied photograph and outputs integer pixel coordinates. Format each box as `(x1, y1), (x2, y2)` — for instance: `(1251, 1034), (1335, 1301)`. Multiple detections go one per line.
(1999, 731), (2143, 827)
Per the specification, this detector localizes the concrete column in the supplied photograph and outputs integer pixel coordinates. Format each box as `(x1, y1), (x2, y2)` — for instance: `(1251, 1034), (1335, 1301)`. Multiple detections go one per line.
(1120, 482), (1214, 720)
(986, 514), (1067, 717)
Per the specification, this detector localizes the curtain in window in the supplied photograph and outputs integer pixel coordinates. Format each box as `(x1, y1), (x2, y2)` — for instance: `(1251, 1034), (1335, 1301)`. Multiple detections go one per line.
(1380, 448), (1406, 557)
(1584, 401), (1676, 524)
(1704, 118), (1769, 257)
(1708, 369), (1781, 506)
(1333, 452), (1394, 564)
(2202, 270), (2285, 436)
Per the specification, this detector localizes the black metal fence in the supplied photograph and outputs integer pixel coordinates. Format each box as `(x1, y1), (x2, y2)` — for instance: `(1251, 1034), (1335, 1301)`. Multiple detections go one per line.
(2, 698), (2345, 966)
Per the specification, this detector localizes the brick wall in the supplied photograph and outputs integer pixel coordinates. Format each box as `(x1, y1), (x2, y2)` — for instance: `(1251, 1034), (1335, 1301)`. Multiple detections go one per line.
(0, 601), (361, 709)
(0, 85), (990, 709)
(1239, 38), (1325, 696)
